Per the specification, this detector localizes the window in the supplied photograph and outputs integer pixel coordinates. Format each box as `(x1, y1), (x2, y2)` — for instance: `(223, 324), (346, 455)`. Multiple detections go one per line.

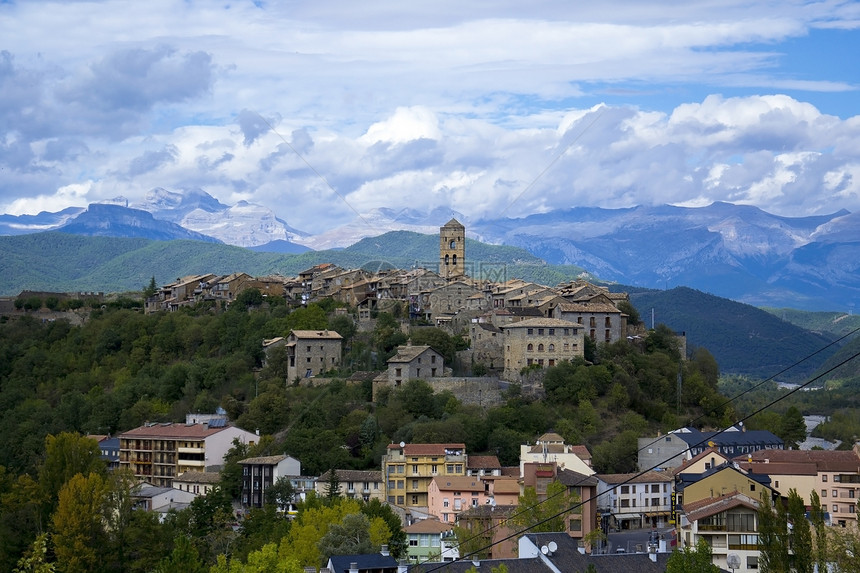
(443, 498), (449, 507)
(527, 328), (533, 335)
(823, 475), (828, 482)
(412, 465), (419, 474)
(569, 518), (582, 531)
(412, 480), (419, 489)
(548, 344), (554, 351)
(548, 328), (554, 335)
(538, 329), (544, 335)
(527, 343), (534, 351)
(409, 538), (419, 547)
(412, 495), (419, 504)
(397, 480), (404, 488)
(833, 504), (839, 513)
(822, 489), (827, 497)
(834, 489), (839, 498)
(538, 344), (544, 352)
(397, 496), (404, 504)
(747, 556), (758, 570)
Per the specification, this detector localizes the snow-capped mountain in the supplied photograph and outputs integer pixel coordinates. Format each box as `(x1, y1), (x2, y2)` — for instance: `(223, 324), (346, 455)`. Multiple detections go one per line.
(132, 188), (308, 247)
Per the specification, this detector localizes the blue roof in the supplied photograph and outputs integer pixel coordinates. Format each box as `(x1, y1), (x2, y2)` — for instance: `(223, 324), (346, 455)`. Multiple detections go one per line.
(327, 553), (398, 573)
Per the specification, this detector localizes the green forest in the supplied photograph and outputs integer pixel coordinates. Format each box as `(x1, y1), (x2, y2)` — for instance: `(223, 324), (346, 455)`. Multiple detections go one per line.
(0, 290), (857, 572)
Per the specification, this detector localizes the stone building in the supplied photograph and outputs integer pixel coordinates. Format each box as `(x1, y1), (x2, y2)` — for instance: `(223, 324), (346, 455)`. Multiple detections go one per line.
(439, 218), (466, 279)
(500, 318), (585, 381)
(285, 329), (343, 380)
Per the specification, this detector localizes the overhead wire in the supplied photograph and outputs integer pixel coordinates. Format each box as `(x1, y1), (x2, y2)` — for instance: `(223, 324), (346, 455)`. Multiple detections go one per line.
(409, 329), (860, 571)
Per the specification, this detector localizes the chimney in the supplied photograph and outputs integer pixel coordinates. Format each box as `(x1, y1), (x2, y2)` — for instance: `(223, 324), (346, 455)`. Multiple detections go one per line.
(349, 563), (358, 573)
(380, 545), (389, 556)
(397, 560), (409, 573)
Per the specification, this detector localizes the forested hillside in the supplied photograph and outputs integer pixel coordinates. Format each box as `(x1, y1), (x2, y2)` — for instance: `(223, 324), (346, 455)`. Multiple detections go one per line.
(629, 286), (838, 382)
(0, 294), (741, 571)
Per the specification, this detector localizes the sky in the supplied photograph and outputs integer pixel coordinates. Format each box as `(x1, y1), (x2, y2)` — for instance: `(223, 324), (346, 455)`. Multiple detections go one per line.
(1, 0), (860, 233)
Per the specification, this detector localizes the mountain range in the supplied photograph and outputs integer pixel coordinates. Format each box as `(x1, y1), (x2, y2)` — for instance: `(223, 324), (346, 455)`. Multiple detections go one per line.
(1, 188), (857, 311)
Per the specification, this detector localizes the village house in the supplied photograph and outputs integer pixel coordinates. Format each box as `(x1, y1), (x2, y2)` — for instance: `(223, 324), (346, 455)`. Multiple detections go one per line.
(373, 343), (446, 400)
(284, 328), (343, 380)
(239, 454), (302, 509)
(522, 461), (600, 547)
(520, 432), (594, 476)
(145, 273), (217, 313)
(315, 469), (386, 503)
(675, 462), (778, 572)
(595, 470), (675, 530)
(403, 519), (458, 564)
(173, 471), (220, 496)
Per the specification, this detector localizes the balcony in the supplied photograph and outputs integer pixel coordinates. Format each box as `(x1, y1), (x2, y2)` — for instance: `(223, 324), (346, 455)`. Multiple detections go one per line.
(178, 446), (204, 454)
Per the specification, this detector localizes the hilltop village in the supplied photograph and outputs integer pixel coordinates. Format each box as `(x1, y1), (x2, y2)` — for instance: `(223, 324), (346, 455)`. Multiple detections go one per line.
(3, 221), (859, 573)
(146, 219), (648, 390)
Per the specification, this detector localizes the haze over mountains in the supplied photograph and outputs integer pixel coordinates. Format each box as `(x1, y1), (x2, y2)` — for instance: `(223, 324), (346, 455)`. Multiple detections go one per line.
(1, 188), (857, 312)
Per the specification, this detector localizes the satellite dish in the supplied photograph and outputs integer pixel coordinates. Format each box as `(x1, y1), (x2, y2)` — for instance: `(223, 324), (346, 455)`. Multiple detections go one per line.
(400, 441), (406, 448)
(727, 553), (741, 570)
(541, 545), (549, 555)
(548, 541), (557, 553)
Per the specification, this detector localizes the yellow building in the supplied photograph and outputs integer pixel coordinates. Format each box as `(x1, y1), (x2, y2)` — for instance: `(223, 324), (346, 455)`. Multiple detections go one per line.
(382, 443), (467, 514)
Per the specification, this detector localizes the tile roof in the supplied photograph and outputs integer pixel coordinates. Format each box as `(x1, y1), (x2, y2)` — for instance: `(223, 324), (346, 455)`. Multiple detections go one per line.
(682, 491), (759, 523)
(432, 476), (484, 492)
(120, 422), (227, 439)
(404, 519), (453, 534)
(388, 443), (466, 456)
(387, 345), (435, 363)
(740, 449), (860, 471)
(501, 317), (582, 329)
(468, 455), (502, 469)
(287, 329), (343, 340)
(318, 469), (383, 482)
(239, 454), (288, 465)
(175, 471), (221, 484)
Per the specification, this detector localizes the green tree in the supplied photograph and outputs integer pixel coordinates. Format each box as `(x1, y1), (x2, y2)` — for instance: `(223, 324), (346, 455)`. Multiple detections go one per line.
(665, 538), (719, 572)
(13, 533), (55, 573)
(51, 472), (109, 573)
(780, 406), (807, 449)
(758, 494), (790, 573)
(38, 432), (105, 522)
(153, 535), (206, 573)
(143, 276), (158, 299)
(323, 469), (341, 502)
(809, 490), (828, 573)
(317, 513), (377, 562)
(264, 477), (296, 512)
(788, 489), (813, 573)
(509, 480), (578, 533)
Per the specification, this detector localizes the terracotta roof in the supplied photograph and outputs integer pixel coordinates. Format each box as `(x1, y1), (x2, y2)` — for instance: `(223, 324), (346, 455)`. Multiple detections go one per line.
(404, 519), (453, 534)
(432, 476), (484, 492)
(740, 449), (860, 472)
(735, 461), (818, 476)
(537, 432), (564, 443)
(491, 478), (521, 494)
(387, 443), (466, 456)
(468, 455), (501, 469)
(682, 491), (759, 523)
(120, 422), (228, 439)
(570, 445), (592, 460)
(500, 466), (520, 477)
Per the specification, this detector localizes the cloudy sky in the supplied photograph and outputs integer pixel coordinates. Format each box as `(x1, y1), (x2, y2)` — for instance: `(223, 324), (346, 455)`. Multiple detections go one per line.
(1, 0), (859, 233)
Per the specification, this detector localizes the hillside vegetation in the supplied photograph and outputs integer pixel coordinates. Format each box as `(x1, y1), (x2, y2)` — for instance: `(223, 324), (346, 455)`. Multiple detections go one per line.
(0, 231), (596, 296)
(0, 296), (741, 570)
(629, 286), (838, 382)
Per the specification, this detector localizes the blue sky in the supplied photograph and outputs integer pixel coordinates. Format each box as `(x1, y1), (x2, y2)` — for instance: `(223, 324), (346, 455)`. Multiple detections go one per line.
(1, 0), (859, 232)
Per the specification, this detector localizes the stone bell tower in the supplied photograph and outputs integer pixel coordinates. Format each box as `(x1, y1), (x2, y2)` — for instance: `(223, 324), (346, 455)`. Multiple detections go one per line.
(439, 218), (465, 279)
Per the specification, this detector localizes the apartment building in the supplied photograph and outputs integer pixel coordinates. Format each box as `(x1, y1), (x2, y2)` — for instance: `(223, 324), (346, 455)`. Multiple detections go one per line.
(239, 454), (301, 509)
(119, 420), (258, 488)
(382, 443), (467, 514)
(315, 469), (385, 503)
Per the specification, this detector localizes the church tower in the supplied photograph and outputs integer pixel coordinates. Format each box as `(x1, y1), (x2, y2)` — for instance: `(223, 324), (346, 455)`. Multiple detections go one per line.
(439, 218), (465, 279)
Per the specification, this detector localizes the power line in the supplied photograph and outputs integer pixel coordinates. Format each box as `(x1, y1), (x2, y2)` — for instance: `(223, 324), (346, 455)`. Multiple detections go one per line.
(412, 341), (860, 571)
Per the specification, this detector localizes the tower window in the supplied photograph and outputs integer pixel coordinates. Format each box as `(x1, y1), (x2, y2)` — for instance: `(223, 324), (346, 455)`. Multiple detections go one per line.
(450, 240), (456, 249)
